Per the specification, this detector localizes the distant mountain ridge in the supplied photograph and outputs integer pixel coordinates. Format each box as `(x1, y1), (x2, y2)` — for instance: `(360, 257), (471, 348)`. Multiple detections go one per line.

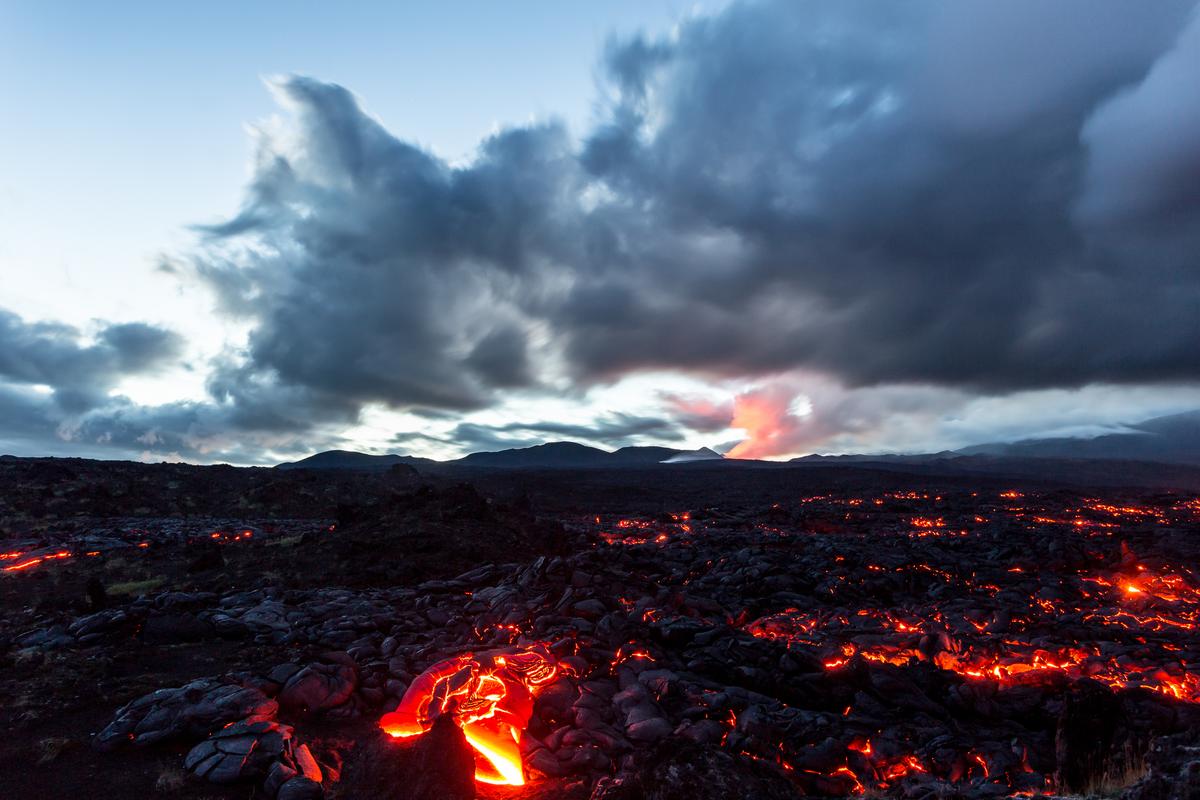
(785, 411), (1200, 468)
(957, 410), (1200, 466)
(276, 450), (434, 471)
(435, 441), (729, 469)
(277, 411), (1200, 477)
(278, 442), (726, 471)
(662, 447), (725, 463)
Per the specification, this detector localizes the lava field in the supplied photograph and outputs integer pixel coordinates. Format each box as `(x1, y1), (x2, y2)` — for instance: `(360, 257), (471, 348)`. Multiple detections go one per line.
(3, 464), (1200, 799)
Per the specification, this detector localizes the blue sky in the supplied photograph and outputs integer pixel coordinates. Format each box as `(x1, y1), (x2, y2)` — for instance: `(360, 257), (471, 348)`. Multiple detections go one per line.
(0, 1), (1197, 464)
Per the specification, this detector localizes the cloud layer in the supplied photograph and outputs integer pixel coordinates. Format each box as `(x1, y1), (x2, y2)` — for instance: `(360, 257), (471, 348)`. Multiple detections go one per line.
(193, 2), (1200, 398)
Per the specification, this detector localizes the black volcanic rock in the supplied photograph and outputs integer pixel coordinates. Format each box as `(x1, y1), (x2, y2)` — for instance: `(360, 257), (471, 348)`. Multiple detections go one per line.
(279, 661), (357, 714)
(315, 482), (569, 585)
(94, 679), (278, 751)
(186, 539), (226, 573)
(1055, 681), (1152, 795)
(407, 714), (476, 800)
(591, 740), (798, 800)
(342, 720), (475, 800)
(1124, 728), (1200, 800)
(787, 452), (1200, 491)
(36, 468), (1200, 800)
(610, 446), (692, 465)
(0, 456), (426, 522)
(184, 718), (290, 784)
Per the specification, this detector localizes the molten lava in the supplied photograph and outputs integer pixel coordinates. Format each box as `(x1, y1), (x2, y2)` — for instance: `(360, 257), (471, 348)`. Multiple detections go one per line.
(2, 549), (71, 572)
(379, 648), (557, 786)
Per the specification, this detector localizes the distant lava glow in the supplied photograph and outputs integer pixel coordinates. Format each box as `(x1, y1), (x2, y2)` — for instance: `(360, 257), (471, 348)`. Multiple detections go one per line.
(379, 648), (558, 785)
(726, 385), (809, 459)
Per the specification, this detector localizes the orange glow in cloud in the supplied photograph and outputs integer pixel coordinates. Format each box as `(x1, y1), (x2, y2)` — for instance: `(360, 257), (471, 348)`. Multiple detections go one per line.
(727, 384), (807, 459)
(660, 393), (734, 433)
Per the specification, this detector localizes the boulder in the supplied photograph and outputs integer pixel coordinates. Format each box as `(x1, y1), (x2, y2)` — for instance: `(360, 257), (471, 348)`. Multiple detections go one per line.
(94, 679), (277, 751)
(184, 719), (290, 784)
(280, 662), (357, 713)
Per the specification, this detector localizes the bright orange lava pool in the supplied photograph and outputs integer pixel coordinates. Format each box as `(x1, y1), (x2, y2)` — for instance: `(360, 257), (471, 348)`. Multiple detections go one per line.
(379, 648), (557, 785)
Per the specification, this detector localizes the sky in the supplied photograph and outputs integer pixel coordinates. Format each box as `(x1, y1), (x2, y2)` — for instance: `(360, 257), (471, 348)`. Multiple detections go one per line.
(0, 0), (1198, 465)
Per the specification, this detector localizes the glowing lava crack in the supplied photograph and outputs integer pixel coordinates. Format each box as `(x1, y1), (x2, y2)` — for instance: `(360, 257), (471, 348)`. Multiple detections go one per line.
(380, 648), (558, 785)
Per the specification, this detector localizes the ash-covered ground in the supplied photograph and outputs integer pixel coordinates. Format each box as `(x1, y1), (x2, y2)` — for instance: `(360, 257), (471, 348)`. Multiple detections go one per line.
(2, 456), (1200, 799)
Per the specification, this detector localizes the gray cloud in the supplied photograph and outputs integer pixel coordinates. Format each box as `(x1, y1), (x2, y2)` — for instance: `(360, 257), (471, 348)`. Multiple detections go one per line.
(503, 413), (682, 443)
(0, 384), (341, 466)
(0, 308), (346, 463)
(392, 412), (684, 454)
(0, 310), (183, 412)
(0, 384), (62, 453)
(1077, 10), (1200, 226)
(568, 0), (1200, 390)
(177, 0), (1200, 435)
(188, 77), (591, 419)
(202, 358), (361, 434)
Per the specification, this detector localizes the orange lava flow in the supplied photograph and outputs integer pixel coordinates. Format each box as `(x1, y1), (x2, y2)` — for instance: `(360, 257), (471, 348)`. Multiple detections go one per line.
(2, 550), (71, 572)
(747, 562), (1200, 704)
(379, 648), (557, 786)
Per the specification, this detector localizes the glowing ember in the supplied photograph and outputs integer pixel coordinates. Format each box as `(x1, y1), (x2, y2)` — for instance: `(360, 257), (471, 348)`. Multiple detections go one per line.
(379, 648), (557, 785)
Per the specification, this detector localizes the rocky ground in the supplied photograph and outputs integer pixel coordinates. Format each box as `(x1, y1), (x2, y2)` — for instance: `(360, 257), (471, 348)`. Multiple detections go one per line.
(2, 457), (1200, 799)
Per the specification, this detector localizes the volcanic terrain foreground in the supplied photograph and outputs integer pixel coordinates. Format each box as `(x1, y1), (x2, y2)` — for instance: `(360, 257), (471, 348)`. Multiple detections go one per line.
(2, 460), (1200, 798)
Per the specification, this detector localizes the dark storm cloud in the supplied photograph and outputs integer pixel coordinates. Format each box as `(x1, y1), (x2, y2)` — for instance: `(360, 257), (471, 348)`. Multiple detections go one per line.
(7, 1), (1198, 464)
(50, 356), (364, 463)
(389, 424), (533, 453)
(0, 384), (61, 452)
(567, 0), (1200, 390)
(501, 413), (682, 443)
(391, 412), (684, 453)
(202, 358), (361, 433)
(434, 424), (535, 454)
(0, 380), (336, 465)
(0, 309), (183, 411)
(178, 0), (1200, 432)
(1077, 11), (1200, 227)
(59, 398), (325, 464)
(187, 76), (591, 418)
(462, 325), (534, 389)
